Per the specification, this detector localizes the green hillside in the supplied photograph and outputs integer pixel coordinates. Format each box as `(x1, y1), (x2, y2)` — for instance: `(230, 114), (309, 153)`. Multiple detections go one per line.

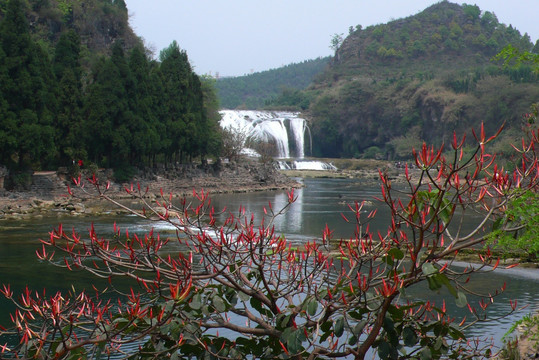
(273, 1), (539, 160)
(0, 0), (141, 58)
(215, 57), (330, 109)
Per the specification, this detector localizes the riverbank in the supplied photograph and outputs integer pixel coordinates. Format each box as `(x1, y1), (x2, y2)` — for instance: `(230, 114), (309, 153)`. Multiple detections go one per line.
(0, 158), (410, 220)
(0, 159), (303, 220)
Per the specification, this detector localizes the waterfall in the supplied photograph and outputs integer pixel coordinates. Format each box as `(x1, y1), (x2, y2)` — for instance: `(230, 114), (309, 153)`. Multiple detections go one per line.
(220, 110), (308, 159)
(289, 118), (306, 158)
(219, 110), (337, 171)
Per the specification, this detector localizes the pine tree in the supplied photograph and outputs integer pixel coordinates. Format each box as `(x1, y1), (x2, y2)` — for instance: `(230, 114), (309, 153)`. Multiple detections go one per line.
(159, 41), (192, 163)
(53, 31), (84, 165)
(128, 45), (159, 166)
(0, 0), (56, 169)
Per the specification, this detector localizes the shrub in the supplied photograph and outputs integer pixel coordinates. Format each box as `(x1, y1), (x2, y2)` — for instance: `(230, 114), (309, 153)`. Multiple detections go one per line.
(2, 123), (539, 359)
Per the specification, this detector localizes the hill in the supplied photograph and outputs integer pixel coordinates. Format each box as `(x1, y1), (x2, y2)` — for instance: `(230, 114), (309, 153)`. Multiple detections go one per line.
(215, 57), (330, 109)
(0, 0), (141, 57)
(272, 1), (539, 160)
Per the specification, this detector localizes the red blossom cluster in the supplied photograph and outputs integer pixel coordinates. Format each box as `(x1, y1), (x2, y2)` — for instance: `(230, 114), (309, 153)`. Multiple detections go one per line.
(2, 123), (539, 359)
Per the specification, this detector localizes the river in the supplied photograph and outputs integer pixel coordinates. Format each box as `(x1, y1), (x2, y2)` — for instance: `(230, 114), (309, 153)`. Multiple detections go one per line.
(1, 177), (538, 352)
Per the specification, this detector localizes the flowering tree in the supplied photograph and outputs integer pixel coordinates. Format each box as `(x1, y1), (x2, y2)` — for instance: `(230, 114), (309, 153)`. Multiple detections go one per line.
(1, 123), (539, 359)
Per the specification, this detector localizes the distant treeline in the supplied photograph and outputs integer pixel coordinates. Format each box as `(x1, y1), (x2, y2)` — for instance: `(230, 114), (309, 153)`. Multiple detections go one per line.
(0, 0), (221, 175)
(215, 57), (330, 109)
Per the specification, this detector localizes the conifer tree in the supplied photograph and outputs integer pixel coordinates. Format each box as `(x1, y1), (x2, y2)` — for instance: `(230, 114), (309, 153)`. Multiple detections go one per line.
(53, 31), (84, 165)
(159, 41), (192, 163)
(128, 44), (158, 165)
(0, 0), (56, 169)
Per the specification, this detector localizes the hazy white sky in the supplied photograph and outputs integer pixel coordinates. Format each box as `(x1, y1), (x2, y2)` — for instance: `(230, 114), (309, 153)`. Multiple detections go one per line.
(124, 1), (539, 77)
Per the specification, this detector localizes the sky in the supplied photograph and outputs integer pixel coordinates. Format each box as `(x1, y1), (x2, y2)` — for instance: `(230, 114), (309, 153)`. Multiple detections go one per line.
(124, 1), (539, 77)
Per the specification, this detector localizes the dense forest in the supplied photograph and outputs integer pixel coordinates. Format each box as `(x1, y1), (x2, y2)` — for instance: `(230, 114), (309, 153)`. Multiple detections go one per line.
(215, 57), (330, 109)
(245, 1), (539, 161)
(0, 0), (221, 185)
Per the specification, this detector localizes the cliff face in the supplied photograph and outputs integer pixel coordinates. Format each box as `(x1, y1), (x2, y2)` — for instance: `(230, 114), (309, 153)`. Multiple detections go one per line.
(304, 1), (539, 160)
(1, 0), (140, 55)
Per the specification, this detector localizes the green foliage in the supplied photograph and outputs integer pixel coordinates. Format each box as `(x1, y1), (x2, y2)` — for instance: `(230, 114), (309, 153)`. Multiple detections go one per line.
(500, 312), (539, 359)
(329, 33), (344, 52)
(462, 4), (480, 21)
(6, 171), (32, 190)
(0, 0), (58, 168)
(113, 164), (136, 183)
(293, 1), (539, 159)
(489, 190), (539, 259)
(0, 1), (222, 174)
(215, 57), (329, 109)
(389, 126), (424, 160)
(496, 44), (539, 73)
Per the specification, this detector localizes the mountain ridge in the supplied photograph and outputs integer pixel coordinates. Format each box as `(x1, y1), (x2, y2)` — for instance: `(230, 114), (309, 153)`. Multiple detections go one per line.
(295, 1), (539, 160)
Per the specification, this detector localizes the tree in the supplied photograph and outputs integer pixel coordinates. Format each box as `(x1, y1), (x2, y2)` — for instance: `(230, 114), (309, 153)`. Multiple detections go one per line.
(53, 31), (84, 165)
(0, 0), (57, 169)
(2, 122), (539, 359)
(330, 33), (344, 62)
(159, 41), (199, 163)
(462, 4), (481, 22)
(82, 42), (133, 168)
(127, 44), (159, 166)
(495, 44), (539, 73)
(199, 75), (223, 160)
(488, 190), (539, 260)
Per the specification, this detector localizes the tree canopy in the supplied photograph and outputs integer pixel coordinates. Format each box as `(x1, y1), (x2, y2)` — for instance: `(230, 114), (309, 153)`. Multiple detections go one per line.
(0, 0), (221, 179)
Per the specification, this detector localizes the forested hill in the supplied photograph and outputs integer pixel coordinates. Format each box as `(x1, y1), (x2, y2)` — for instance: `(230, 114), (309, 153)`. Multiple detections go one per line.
(289, 1), (539, 160)
(215, 57), (330, 109)
(0, 0), (140, 56)
(0, 0), (221, 188)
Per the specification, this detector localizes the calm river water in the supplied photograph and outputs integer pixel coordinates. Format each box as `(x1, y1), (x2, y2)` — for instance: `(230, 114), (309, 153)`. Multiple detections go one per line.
(1, 177), (538, 350)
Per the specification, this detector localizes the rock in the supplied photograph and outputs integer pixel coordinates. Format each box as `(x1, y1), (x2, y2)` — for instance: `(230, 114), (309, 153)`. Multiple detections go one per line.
(73, 203), (86, 213)
(0, 159), (302, 220)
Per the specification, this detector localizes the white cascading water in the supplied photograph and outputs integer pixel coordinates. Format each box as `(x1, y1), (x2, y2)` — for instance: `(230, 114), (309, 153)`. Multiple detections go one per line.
(288, 117), (306, 159)
(219, 110), (336, 170)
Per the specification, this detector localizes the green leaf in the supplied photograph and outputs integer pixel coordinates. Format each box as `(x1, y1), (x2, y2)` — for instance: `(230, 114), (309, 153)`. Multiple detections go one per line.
(382, 255), (394, 265)
(307, 299), (317, 316)
(383, 315), (395, 332)
(237, 291), (250, 302)
(439, 198), (453, 224)
(334, 317), (345, 337)
(285, 329), (306, 354)
(427, 275), (442, 291)
(377, 341), (391, 359)
(387, 304), (404, 320)
(190, 293), (202, 310)
(455, 291), (468, 308)
(492, 217), (504, 231)
(353, 320), (368, 336)
(403, 327), (418, 347)
(422, 262), (438, 276)
(448, 326), (466, 340)
(321, 321), (332, 332)
(212, 296), (226, 313)
(388, 247), (404, 260)
(420, 347), (432, 360)
(435, 272), (458, 298)
(278, 314), (291, 329)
